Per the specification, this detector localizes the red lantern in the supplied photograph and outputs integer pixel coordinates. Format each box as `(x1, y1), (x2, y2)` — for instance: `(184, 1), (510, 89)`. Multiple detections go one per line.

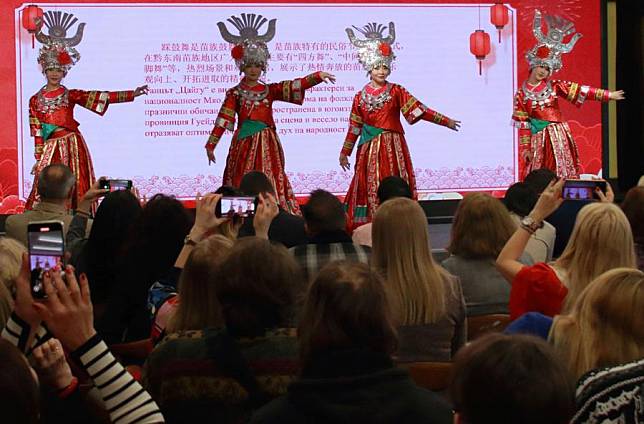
(469, 30), (491, 75)
(22, 5), (43, 49)
(490, 2), (509, 43)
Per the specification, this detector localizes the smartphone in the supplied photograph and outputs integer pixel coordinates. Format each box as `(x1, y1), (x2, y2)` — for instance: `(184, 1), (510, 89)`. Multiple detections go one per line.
(562, 179), (607, 201)
(215, 196), (256, 218)
(99, 179), (132, 192)
(27, 221), (65, 299)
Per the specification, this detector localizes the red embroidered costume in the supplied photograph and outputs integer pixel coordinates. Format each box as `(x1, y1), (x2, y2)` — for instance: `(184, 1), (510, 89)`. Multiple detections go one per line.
(514, 10), (612, 180)
(206, 72), (324, 214)
(27, 11), (141, 209)
(513, 80), (611, 180)
(341, 83), (453, 226)
(27, 88), (134, 209)
(342, 22), (455, 227)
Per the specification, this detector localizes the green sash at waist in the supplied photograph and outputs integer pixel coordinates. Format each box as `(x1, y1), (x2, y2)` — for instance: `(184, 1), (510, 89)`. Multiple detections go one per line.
(237, 120), (268, 140)
(358, 123), (385, 147)
(41, 123), (59, 141)
(530, 118), (552, 135)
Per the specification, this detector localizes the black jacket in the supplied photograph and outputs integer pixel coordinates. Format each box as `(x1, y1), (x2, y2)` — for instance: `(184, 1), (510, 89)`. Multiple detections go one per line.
(238, 208), (307, 248)
(251, 349), (453, 424)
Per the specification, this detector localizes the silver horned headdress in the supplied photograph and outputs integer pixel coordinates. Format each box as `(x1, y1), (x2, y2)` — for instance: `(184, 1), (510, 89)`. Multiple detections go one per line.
(36, 11), (85, 74)
(217, 13), (276, 71)
(525, 10), (582, 73)
(346, 22), (396, 72)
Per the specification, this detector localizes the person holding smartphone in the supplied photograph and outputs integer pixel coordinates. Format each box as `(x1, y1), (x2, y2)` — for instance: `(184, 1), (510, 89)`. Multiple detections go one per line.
(26, 10), (147, 210)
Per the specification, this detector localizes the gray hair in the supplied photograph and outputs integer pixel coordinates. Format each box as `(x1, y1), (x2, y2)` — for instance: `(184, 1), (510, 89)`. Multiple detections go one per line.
(37, 164), (75, 200)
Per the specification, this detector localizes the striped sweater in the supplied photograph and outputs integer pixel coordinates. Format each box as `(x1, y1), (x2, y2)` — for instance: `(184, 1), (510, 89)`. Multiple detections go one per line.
(2, 313), (164, 424)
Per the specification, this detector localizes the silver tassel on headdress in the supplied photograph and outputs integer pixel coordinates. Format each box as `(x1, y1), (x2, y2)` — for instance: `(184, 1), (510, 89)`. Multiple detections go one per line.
(346, 22), (396, 72)
(525, 10), (582, 73)
(218, 13), (276, 71)
(36, 11), (85, 73)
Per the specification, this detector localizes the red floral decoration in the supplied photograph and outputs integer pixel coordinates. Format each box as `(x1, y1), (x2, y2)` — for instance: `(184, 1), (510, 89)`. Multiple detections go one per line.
(231, 45), (244, 60)
(57, 50), (72, 65)
(536, 45), (550, 59)
(378, 42), (392, 57)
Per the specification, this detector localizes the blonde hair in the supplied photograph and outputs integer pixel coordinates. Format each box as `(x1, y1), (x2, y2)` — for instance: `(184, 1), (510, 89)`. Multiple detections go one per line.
(550, 268), (644, 379)
(372, 197), (453, 325)
(448, 193), (517, 259)
(555, 203), (636, 312)
(166, 235), (233, 333)
(0, 237), (27, 291)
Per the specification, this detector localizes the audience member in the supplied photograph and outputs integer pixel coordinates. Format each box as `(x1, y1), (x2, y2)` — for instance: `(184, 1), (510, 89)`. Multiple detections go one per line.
(66, 183), (141, 316)
(238, 171), (307, 247)
(0, 237), (26, 327)
(524, 168), (588, 257)
(5, 164), (85, 247)
(351, 176), (413, 247)
(164, 235), (233, 334)
(621, 186), (644, 270)
(550, 268), (644, 380)
(290, 189), (370, 282)
(497, 180), (636, 320)
(251, 261), (453, 424)
(572, 356), (644, 424)
(450, 333), (574, 424)
(144, 237), (300, 423)
(372, 197), (466, 362)
(443, 192), (533, 316)
(504, 182), (556, 262)
(1, 254), (164, 423)
(98, 194), (192, 343)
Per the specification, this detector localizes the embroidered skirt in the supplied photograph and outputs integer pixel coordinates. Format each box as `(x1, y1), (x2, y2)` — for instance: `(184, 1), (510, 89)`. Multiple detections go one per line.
(526, 121), (581, 179)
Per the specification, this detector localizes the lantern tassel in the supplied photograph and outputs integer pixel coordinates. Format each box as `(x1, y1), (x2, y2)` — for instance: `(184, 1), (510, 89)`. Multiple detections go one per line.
(32, 34), (35, 49)
(479, 60), (482, 76)
(498, 29), (502, 43)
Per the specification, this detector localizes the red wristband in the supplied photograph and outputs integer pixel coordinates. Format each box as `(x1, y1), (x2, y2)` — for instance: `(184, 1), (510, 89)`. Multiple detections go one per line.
(57, 376), (79, 399)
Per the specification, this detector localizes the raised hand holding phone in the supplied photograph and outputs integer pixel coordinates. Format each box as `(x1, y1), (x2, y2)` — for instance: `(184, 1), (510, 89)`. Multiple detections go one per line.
(254, 192), (279, 239)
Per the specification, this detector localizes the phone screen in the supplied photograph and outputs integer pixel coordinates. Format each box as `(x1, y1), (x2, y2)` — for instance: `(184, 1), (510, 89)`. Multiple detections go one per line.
(99, 179), (132, 192)
(562, 180), (606, 201)
(217, 196), (256, 218)
(27, 222), (64, 298)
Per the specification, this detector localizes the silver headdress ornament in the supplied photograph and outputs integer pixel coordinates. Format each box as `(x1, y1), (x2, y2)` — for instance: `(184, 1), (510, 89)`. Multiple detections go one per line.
(217, 13), (276, 71)
(346, 22), (396, 72)
(525, 10), (582, 73)
(36, 11), (85, 74)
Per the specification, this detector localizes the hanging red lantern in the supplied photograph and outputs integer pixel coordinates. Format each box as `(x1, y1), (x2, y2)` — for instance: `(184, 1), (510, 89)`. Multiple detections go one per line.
(469, 29), (491, 75)
(490, 2), (509, 43)
(21, 5), (43, 49)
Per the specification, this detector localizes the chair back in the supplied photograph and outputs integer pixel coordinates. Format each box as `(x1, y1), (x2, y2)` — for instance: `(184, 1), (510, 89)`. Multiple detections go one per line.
(467, 314), (511, 341)
(401, 361), (453, 392)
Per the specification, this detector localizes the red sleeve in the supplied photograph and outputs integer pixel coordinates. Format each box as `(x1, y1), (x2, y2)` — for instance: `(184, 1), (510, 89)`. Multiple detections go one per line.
(29, 97), (44, 160)
(205, 89), (237, 150)
(512, 91), (532, 146)
(554, 80), (611, 108)
(509, 263), (569, 321)
(69, 89), (135, 116)
(397, 85), (452, 127)
(269, 72), (323, 105)
(340, 93), (363, 157)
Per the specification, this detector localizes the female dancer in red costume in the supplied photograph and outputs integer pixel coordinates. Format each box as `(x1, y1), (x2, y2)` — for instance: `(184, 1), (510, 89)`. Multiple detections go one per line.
(27, 12), (147, 210)
(340, 22), (460, 228)
(513, 10), (624, 180)
(206, 14), (335, 214)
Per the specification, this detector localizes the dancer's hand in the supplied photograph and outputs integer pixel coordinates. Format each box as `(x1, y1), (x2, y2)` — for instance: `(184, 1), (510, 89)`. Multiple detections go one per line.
(448, 119), (461, 131)
(320, 72), (336, 84)
(339, 154), (350, 172)
(521, 149), (532, 164)
(207, 148), (216, 165)
(609, 90), (625, 101)
(134, 85), (149, 97)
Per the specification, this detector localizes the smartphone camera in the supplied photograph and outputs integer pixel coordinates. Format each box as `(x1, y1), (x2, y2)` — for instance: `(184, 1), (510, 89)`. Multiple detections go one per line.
(215, 196), (256, 218)
(562, 179), (607, 201)
(27, 221), (65, 299)
(99, 178), (133, 192)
